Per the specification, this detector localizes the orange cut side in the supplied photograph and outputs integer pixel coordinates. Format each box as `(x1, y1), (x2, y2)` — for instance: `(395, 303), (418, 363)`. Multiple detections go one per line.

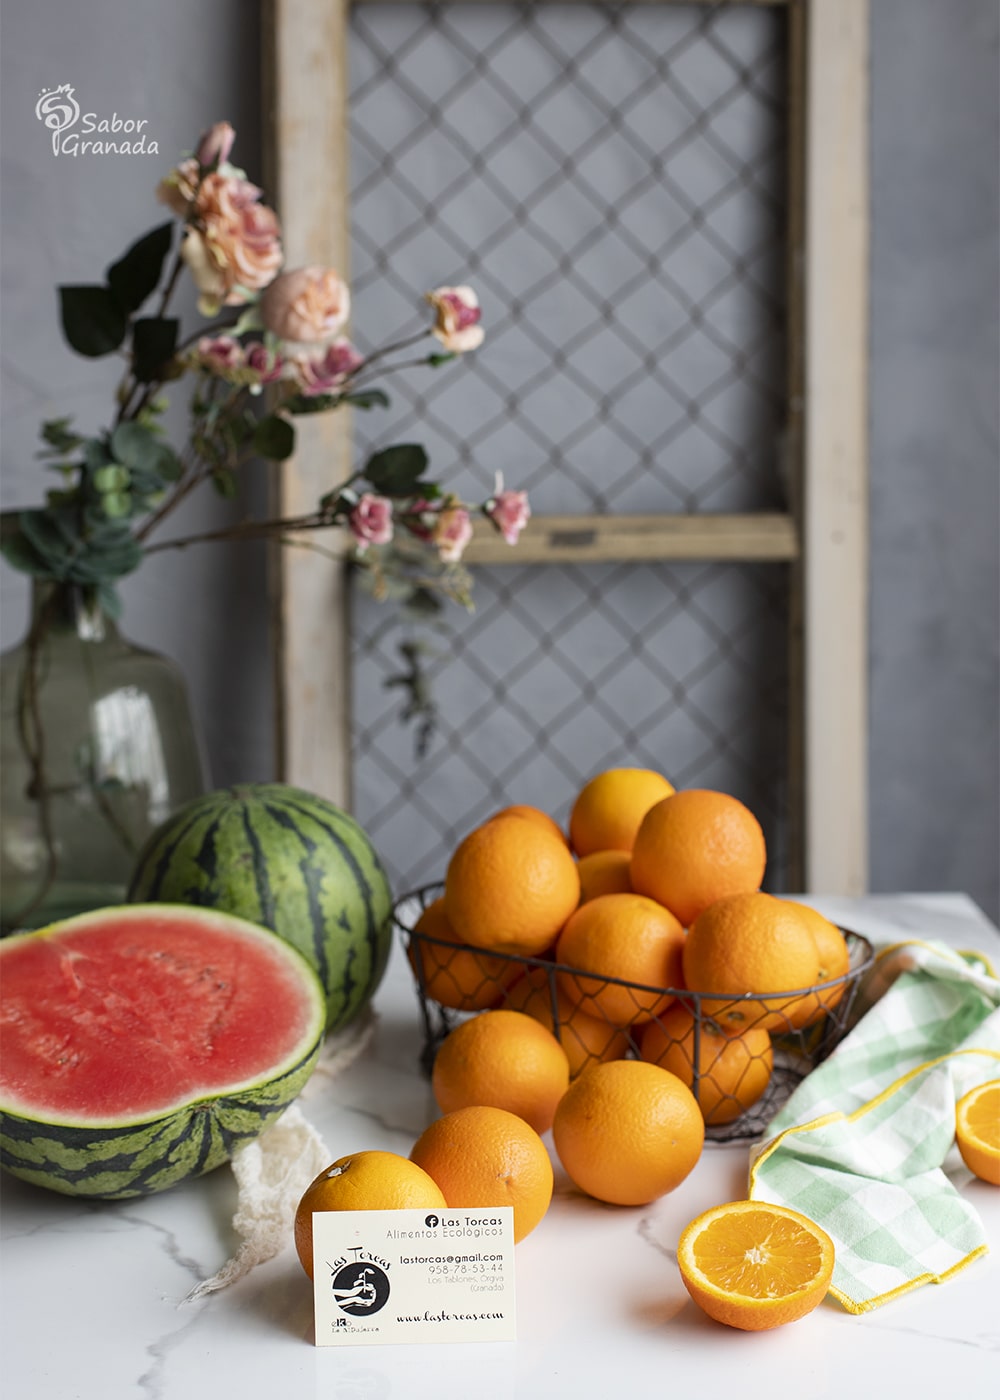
(677, 1200), (835, 1331)
(956, 1081), (1000, 1185)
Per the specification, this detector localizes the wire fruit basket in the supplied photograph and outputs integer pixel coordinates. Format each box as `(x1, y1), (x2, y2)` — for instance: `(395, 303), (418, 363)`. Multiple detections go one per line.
(393, 884), (876, 1143)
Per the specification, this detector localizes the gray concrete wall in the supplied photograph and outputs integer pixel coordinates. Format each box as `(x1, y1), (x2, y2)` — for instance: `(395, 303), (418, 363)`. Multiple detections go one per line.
(1, 0), (996, 919)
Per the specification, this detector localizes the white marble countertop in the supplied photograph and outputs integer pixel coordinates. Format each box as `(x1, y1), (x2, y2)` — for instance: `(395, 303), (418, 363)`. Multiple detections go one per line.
(3, 892), (999, 1399)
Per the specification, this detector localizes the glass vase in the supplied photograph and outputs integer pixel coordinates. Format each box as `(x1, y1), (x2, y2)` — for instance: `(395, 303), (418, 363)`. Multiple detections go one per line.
(0, 580), (208, 933)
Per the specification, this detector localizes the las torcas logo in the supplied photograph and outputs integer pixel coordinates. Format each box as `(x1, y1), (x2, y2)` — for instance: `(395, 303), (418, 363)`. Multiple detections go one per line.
(35, 84), (159, 157)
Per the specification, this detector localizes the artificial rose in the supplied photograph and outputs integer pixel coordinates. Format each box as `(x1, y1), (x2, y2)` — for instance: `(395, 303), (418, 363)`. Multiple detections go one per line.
(433, 505), (473, 563)
(194, 335), (244, 374)
(488, 488), (531, 545)
(261, 266), (351, 345)
(426, 285), (484, 353)
(244, 342), (285, 383)
(293, 338), (364, 396)
(194, 172), (283, 306)
(180, 228), (229, 314)
(349, 493), (394, 551)
(156, 157), (200, 217)
(196, 121), (235, 170)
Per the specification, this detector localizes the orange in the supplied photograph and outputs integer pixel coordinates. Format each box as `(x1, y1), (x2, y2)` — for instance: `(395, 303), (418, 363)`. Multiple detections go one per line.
(639, 1002), (773, 1126)
(430, 1008), (570, 1134)
(504, 966), (630, 1077)
(956, 1081), (1000, 1185)
(444, 815), (580, 957)
(569, 767), (675, 856)
(780, 901), (851, 1029)
(682, 891), (821, 1031)
(555, 892), (686, 1026)
(406, 896), (518, 1011)
(410, 1105), (553, 1242)
(294, 1151), (447, 1278)
(552, 1059), (704, 1206)
(677, 1200), (835, 1330)
(630, 788), (767, 927)
(490, 804), (569, 846)
(577, 849), (632, 901)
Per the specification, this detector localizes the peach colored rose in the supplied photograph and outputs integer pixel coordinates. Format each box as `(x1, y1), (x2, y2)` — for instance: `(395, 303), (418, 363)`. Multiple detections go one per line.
(349, 493), (394, 551)
(260, 266), (351, 345)
(156, 157), (200, 216)
(194, 172), (283, 304)
(487, 488), (530, 545)
(433, 505), (473, 562)
(426, 285), (484, 353)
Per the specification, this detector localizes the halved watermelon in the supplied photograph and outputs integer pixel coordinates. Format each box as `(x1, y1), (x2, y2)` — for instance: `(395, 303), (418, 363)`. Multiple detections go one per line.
(0, 904), (326, 1199)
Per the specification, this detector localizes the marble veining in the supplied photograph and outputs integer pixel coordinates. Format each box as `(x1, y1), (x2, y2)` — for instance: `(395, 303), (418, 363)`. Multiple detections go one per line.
(2, 894), (998, 1398)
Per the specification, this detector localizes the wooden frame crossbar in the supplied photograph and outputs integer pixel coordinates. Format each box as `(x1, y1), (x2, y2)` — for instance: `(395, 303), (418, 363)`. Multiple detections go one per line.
(263, 0), (869, 894)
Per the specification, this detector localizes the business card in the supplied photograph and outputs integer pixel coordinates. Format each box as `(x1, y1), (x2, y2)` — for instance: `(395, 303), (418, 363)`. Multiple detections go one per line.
(312, 1206), (517, 1346)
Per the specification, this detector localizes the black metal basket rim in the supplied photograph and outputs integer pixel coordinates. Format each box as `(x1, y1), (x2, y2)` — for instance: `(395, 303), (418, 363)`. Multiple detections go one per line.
(392, 882), (876, 1004)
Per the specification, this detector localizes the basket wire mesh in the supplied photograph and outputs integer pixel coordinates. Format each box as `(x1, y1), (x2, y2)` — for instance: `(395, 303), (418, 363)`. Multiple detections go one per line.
(393, 884), (875, 1143)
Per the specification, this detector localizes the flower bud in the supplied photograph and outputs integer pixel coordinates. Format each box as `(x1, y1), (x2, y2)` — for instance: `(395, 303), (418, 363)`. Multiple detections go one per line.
(196, 121), (236, 170)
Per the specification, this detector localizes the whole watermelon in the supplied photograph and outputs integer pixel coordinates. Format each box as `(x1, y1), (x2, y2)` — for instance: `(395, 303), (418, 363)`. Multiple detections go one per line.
(128, 784), (393, 1034)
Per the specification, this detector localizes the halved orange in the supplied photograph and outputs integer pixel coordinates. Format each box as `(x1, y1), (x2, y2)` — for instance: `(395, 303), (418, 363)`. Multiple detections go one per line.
(677, 1200), (835, 1330)
(956, 1080), (1000, 1185)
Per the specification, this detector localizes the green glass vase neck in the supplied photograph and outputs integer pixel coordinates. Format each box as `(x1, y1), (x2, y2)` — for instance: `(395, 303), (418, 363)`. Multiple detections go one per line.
(29, 580), (118, 642)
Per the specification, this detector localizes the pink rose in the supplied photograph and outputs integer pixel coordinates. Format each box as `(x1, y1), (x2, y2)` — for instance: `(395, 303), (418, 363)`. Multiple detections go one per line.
(195, 335), (244, 373)
(487, 488), (531, 545)
(260, 266), (351, 344)
(400, 498), (436, 542)
(292, 338), (364, 396)
(426, 285), (484, 353)
(433, 505), (473, 563)
(196, 121), (235, 170)
(349, 493), (394, 552)
(244, 341), (285, 383)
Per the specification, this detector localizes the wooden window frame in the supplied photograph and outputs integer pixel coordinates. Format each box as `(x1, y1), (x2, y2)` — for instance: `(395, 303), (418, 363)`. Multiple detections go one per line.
(262, 0), (869, 894)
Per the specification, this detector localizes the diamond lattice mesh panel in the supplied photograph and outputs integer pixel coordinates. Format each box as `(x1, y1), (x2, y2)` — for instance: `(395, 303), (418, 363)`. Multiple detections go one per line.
(347, 1), (790, 891)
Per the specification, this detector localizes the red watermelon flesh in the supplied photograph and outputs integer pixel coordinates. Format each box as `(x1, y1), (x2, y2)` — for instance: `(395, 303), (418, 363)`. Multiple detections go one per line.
(1, 905), (325, 1127)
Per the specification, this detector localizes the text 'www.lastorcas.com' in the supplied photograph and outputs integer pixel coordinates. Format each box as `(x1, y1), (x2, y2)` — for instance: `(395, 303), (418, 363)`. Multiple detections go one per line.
(396, 1310), (506, 1324)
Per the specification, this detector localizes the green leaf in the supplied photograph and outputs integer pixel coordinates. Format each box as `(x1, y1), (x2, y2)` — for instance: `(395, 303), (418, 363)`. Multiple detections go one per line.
(131, 316), (179, 383)
(38, 417), (83, 455)
(253, 414), (295, 461)
(106, 222), (174, 314)
(0, 527), (52, 577)
(212, 469), (237, 499)
(284, 392), (339, 416)
(84, 436), (113, 473)
(110, 421), (156, 469)
(405, 586), (445, 618)
(427, 352), (457, 368)
(342, 389), (390, 411)
(363, 443), (429, 498)
(59, 285), (127, 357)
(96, 581), (123, 619)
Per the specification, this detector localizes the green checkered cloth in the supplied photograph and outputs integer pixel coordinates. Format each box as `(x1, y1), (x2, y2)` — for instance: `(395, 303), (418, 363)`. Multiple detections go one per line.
(749, 939), (1000, 1313)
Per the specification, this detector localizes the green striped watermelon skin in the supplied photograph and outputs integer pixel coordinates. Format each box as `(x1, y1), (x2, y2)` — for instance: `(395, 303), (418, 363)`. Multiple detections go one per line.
(127, 784), (394, 1034)
(1, 1034), (320, 1199)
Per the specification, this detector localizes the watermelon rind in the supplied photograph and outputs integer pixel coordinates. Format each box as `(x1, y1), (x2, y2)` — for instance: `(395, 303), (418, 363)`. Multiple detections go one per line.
(0, 905), (326, 1200)
(127, 783), (394, 1034)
